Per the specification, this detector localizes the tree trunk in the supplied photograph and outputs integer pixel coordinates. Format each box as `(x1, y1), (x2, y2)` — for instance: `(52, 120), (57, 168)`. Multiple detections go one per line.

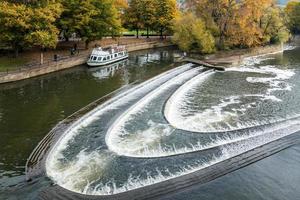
(147, 27), (149, 38)
(136, 29), (139, 38)
(160, 28), (163, 39)
(14, 48), (19, 58)
(40, 49), (44, 65)
(85, 40), (89, 49)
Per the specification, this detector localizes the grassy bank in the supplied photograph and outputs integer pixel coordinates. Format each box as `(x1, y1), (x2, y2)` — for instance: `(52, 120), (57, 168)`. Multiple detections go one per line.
(0, 57), (29, 72)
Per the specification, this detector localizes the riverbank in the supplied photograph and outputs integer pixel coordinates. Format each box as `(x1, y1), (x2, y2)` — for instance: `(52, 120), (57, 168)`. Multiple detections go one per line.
(0, 39), (173, 84)
(0, 38), (297, 84)
(188, 44), (285, 67)
(203, 36), (300, 67)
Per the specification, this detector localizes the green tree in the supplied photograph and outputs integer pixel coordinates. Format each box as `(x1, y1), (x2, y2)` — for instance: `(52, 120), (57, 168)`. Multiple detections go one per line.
(0, 1), (62, 57)
(57, 0), (122, 48)
(123, 0), (144, 38)
(261, 7), (290, 44)
(139, 0), (156, 38)
(79, 0), (122, 48)
(285, 1), (300, 34)
(172, 12), (215, 53)
(154, 0), (179, 38)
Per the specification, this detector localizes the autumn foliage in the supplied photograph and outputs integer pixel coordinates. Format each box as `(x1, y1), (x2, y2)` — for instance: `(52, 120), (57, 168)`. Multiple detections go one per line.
(177, 0), (290, 52)
(0, 0), (296, 56)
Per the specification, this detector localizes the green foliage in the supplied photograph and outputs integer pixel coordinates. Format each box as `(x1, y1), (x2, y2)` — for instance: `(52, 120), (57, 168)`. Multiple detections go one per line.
(123, 0), (178, 37)
(154, 0), (178, 36)
(261, 7), (290, 44)
(123, 0), (144, 36)
(0, 1), (62, 55)
(285, 1), (300, 34)
(172, 13), (215, 54)
(58, 0), (122, 46)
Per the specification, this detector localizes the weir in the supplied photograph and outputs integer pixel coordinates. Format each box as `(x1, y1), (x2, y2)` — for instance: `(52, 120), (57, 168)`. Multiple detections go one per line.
(37, 133), (300, 200)
(26, 47), (300, 199)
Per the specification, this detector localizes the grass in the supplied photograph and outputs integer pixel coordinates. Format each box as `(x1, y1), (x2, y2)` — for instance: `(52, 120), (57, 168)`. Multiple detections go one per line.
(0, 56), (29, 72)
(123, 29), (158, 35)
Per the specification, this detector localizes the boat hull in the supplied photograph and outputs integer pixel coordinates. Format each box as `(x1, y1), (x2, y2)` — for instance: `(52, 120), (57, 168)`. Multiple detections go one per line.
(87, 55), (129, 67)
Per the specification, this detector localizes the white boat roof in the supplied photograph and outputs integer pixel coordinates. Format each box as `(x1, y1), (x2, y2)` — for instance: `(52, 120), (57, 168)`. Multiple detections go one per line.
(91, 48), (110, 56)
(91, 46), (126, 56)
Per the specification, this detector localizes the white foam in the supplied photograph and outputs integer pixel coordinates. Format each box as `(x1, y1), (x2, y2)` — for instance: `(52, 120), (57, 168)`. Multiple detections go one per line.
(58, 116), (300, 195)
(166, 61), (295, 133)
(105, 67), (204, 157)
(46, 64), (193, 178)
(47, 149), (114, 194)
(233, 65), (295, 100)
(71, 154), (224, 195)
(284, 45), (298, 51)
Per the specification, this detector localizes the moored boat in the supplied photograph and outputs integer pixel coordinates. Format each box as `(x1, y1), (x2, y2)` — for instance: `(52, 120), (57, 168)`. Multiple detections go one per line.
(87, 45), (128, 67)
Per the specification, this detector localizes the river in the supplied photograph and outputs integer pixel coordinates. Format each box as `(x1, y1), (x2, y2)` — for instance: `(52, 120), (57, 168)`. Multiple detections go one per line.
(1, 46), (300, 199)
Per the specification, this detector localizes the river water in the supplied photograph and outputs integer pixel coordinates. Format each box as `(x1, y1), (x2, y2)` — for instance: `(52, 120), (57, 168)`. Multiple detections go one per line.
(1, 47), (300, 199)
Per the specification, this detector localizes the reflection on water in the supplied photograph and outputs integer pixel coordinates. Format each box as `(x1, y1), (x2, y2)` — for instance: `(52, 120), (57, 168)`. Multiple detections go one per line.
(90, 60), (128, 80)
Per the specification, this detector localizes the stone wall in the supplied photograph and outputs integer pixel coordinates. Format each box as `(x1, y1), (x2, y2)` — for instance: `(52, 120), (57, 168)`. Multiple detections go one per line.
(0, 41), (173, 84)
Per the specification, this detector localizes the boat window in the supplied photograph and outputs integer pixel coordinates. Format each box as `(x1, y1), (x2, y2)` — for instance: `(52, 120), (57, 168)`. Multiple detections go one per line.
(115, 54), (117, 58)
(93, 56), (97, 61)
(107, 56), (110, 60)
(98, 57), (102, 61)
(103, 57), (107, 61)
(90, 56), (93, 60)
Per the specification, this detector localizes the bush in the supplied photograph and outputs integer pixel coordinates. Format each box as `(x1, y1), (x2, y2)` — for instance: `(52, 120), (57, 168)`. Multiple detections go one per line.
(172, 12), (215, 54)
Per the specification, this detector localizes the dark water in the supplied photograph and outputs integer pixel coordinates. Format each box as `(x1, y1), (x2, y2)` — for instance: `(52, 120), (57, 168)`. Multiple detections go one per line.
(1, 46), (300, 199)
(0, 47), (181, 199)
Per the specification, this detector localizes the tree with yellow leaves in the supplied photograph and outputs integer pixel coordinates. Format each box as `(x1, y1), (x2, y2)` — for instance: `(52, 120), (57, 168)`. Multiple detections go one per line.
(0, 1), (62, 57)
(154, 0), (179, 38)
(172, 12), (215, 53)
(285, 1), (300, 34)
(186, 0), (289, 49)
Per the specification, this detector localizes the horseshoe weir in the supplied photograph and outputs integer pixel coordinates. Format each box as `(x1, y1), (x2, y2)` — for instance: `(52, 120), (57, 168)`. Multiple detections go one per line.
(23, 46), (300, 199)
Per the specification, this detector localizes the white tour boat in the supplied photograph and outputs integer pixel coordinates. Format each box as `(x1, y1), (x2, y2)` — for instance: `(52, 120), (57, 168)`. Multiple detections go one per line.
(87, 45), (128, 67)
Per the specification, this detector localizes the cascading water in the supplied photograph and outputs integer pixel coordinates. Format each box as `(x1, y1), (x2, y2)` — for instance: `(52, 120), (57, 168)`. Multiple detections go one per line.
(45, 47), (300, 196)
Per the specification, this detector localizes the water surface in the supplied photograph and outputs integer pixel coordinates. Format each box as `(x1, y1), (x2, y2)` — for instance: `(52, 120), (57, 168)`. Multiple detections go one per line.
(1, 46), (300, 199)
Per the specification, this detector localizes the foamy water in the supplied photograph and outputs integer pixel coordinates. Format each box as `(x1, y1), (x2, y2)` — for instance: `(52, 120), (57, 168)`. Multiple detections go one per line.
(45, 48), (300, 196)
(106, 67), (206, 157)
(165, 55), (295, 133)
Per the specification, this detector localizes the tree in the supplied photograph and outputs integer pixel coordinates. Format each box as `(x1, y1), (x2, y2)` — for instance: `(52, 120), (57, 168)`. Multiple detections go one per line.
(186, 0), (238, 48)
(227, 0), (289, 48)
(172, 12), (215, 53)
(123, 0), (144, 38)
(0, 1), (62, 57)
(260, 7), (290, 44)
(154, 0), (179, 38)
(186, 0), (289, 49)
(78, 0), (122, 48)
(139, 0), (156, 38)
(57, 0), (122, 48)
(285, 1), (300, 34)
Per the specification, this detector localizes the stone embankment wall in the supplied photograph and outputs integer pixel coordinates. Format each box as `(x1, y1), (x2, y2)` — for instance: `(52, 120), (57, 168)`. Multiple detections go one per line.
(0, 41), (173, 84)
(204, 44), (284, 67)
